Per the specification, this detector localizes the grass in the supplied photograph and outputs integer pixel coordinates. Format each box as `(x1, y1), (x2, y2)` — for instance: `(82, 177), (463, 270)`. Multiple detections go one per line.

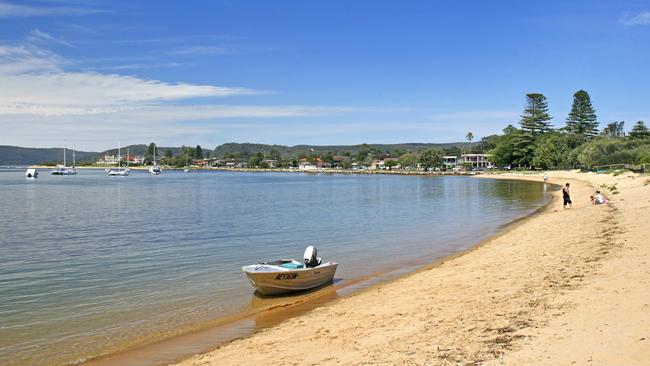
(600, 183), (620, 195)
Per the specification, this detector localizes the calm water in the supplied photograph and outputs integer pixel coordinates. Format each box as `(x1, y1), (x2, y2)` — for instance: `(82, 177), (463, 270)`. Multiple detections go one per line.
(0, 169), (548, 365)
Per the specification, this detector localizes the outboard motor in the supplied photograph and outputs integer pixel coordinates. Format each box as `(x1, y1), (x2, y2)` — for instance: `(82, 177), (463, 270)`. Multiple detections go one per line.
(303, 246), (322, 267)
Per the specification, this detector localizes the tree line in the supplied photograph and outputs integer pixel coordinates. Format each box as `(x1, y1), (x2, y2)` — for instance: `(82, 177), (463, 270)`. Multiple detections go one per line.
(138, 91), (650, 170)
(482, 90), (650, 169)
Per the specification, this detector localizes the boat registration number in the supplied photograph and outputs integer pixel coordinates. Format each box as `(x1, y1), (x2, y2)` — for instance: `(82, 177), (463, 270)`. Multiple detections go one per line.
(275, 273), (298, 280)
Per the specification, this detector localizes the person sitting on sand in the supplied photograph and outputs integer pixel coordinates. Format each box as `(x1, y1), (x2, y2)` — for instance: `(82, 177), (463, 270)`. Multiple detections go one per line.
(593, 190), (608, 205)
(563, 183), (572, 208)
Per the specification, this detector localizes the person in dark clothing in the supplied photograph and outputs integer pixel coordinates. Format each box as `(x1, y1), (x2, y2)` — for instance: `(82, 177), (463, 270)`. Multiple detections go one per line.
(562, 183), (572, 208)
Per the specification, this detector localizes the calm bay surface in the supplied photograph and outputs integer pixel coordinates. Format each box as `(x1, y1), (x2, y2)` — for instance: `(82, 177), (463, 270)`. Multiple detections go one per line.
(0, 169), (549, 365)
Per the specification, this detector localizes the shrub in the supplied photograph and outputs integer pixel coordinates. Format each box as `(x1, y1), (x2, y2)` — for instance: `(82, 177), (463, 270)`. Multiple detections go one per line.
(575, 137), (650, 167)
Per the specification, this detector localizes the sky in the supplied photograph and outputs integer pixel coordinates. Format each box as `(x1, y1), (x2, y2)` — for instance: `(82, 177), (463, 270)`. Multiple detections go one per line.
(1, 0), (650, 151)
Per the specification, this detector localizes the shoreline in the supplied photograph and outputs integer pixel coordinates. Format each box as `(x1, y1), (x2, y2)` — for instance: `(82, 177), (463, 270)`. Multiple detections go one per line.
(26, 164), (483, 176)
(164, 170), (649, 365)
(77, 177), (554, 366)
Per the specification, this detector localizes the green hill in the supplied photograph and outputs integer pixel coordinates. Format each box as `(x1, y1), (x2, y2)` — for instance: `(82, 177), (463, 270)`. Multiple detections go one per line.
(0, 142), (478, 165)
(0, 146), (99, 166)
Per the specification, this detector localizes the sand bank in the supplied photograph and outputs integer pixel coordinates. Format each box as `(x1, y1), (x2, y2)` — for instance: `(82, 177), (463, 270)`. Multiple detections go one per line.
(172, 171), (649, 366)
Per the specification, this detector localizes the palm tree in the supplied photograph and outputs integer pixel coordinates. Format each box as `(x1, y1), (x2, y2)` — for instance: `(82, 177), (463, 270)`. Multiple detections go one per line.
(466, 132), (474, 153)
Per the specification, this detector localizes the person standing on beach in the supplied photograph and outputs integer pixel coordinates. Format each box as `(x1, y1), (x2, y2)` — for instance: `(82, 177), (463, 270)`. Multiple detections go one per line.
(563, 183), (572, 208)
(543, 173), (548, 183)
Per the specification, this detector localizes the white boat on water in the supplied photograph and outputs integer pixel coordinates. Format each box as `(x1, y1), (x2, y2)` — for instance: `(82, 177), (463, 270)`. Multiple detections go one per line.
(148, 146), (162, 175)
(25, 168), (38, 179)
(183, 151), (190, 173)
(107, 144), (130, 177)
(149, 164), (161, 175)
(51, 145), (77, 175)
(108, 168), (130, 176)
(242, 246), (338, 296)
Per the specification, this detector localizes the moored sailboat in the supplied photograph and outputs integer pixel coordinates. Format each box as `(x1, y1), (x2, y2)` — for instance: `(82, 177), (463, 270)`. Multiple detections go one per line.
(183, 151), (190, 173)
(148, 145), (161, 175)
(51, 145), (77, 175)
(107, 144), (130, 176)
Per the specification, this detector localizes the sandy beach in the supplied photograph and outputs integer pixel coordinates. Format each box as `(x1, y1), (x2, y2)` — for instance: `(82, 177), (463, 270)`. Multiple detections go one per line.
(169, 171), (649, 366)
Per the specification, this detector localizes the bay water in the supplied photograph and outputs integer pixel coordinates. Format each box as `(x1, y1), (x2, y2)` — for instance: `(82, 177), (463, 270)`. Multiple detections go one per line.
(0, 169), (549, 365)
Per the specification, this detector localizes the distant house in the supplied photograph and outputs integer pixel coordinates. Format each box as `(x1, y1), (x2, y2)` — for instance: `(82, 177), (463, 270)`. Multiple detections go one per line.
(314, 156), (324, 168)
(330, 155), (350, 169)
(370, 157), (399, 170)
(383, 157), (400, 169)
(193, 158), (220, 167)
(124, 154), (144, 165)
(370, 160), (384, 170)
(193, 158), (210, 168)
(220, 158), (238, 168)
(442, 156), (458, 168)
(299, 161), (317, 170)
(262, 159), (277, 168)
(460, 154), (493, 169)
(97, 154), (119, 165)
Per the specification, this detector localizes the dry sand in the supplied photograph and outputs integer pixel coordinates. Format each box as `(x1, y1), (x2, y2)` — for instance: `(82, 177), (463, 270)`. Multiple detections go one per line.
(172, 171), (650, 366)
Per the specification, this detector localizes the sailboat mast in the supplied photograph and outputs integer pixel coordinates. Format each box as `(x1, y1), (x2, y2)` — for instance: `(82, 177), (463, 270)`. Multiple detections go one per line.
(73, 145), (76, 168)
(63, 145), (66, 166)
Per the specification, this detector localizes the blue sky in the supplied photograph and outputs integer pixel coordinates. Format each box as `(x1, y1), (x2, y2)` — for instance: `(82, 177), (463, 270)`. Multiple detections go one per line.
(1, 0), (650, 151)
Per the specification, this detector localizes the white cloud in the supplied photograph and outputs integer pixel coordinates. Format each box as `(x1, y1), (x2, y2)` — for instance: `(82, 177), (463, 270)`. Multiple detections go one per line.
(86, 62), (184, 71)
(27, 29), (74, 47)
(116, 105), (365, 120)
(0, 39), (380, 149)
(0, 72), (258, 115)
(0, 1), (102, 17)
(0, 44), (66, 74)
(0, 44), (260, 116)
(621, 11), (650, 26)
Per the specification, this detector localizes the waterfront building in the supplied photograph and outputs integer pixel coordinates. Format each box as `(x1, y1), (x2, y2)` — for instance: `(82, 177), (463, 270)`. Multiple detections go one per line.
(460, 154), (493, 169)
(124, 154), (145, 165)
(97, 154), (120, 165)
(298, 161), (317, 170)
(263, 159), (277, 168)
(442, 156), (458, 168)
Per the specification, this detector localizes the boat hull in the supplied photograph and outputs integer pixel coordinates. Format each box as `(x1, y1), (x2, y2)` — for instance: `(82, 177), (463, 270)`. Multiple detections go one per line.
(242, 262), (338, 296)
(108, 169), (130, 176)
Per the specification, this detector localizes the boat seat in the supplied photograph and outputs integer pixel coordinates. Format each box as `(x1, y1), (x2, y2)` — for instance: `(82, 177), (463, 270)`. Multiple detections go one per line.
(280, 262), (304, 269)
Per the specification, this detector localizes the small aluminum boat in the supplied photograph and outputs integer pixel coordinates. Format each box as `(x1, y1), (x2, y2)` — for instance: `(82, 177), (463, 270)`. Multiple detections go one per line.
(242, 246), (338, 296)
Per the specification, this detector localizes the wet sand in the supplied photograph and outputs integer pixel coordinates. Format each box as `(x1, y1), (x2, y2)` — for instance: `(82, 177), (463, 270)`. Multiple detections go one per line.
(171, 170), (650, 365)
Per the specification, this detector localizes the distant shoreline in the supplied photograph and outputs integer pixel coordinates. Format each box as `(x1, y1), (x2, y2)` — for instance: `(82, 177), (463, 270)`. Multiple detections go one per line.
(27, 164), (485, 176)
